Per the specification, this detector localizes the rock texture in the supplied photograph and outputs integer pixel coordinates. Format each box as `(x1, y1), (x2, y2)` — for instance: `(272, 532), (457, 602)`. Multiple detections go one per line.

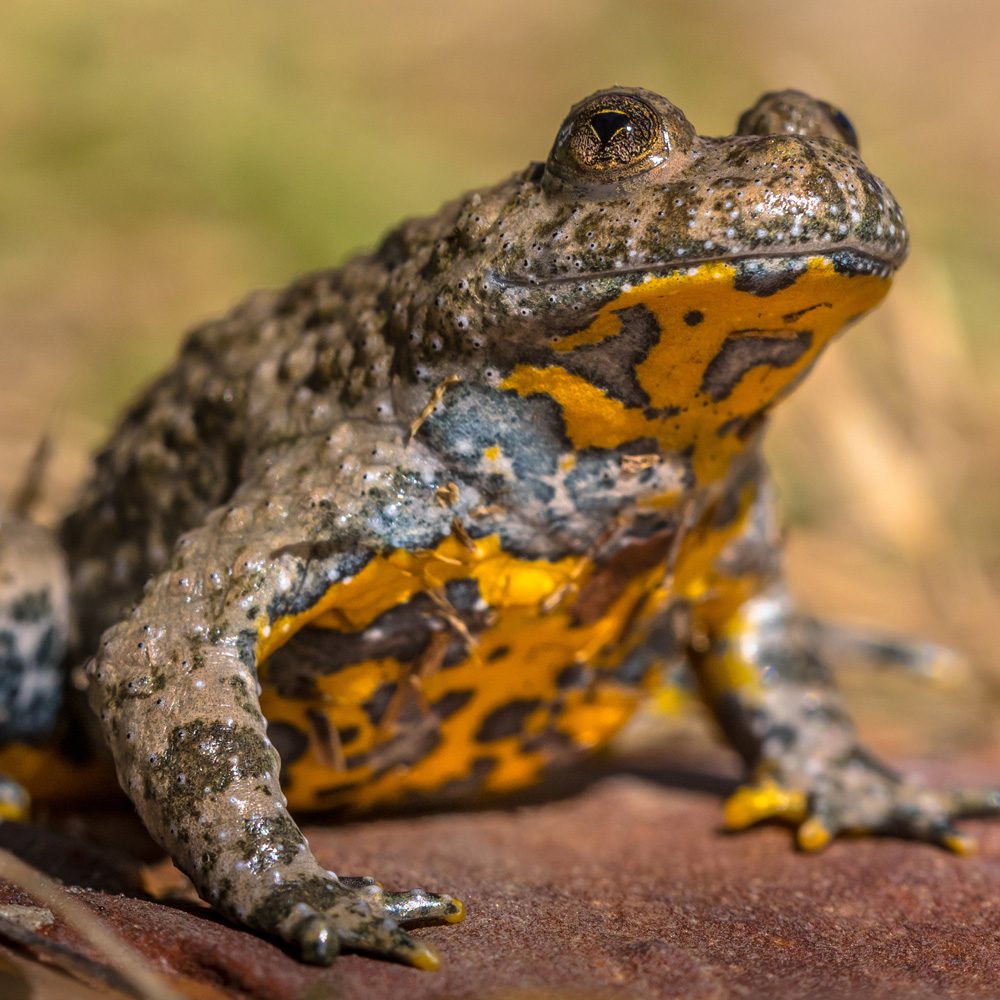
(0, 735), (998, 999)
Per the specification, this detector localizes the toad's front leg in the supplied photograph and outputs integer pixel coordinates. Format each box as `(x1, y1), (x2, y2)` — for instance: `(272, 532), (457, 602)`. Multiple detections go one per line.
(87, 522), (462, 967)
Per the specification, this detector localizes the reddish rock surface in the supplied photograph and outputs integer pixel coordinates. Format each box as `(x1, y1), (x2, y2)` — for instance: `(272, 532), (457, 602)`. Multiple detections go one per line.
(0, 735), (998, 999)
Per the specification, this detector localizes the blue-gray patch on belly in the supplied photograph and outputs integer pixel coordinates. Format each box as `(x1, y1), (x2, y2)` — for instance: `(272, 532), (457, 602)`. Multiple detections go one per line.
(419, 384), (568, 505)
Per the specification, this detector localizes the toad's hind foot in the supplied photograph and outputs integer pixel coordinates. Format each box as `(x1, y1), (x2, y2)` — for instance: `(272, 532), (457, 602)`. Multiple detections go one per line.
(258, 875), (464, 968)
(724, 759), (1000, 855)
(0, 776), (30, 822)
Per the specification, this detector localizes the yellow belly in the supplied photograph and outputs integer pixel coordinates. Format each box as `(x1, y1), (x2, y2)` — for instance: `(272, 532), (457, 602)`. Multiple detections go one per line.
(259, 532), (673, 812)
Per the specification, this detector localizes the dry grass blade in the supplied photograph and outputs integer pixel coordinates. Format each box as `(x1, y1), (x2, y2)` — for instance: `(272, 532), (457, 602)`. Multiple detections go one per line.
(0, 908), (134, 998)
(9, 435), (52, 518)
(407, 374), (463, 443)
(0, 846), (181, 1000)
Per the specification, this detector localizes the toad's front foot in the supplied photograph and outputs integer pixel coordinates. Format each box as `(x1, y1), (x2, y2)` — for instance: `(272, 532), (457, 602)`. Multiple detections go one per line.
(251, 874), (464, 968)
(723, 745), (1000, 853)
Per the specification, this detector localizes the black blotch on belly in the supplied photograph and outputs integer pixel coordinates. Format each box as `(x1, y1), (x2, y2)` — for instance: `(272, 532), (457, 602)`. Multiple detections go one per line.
(701, 330), (812, 402)
(406, 755), (497, 805)
(513, 303), (662, 408)
(433, 689), (475, 719)
(315, 774), (368, 801)
(267, 721), (309, 779)
(363, 682), (396, 726)
(264, 576), (486, 697)
(362, 725), (443, 780)
(475, 698), (543, 742)
(555, 663), (589, 689)
(521, 727), (575, 755)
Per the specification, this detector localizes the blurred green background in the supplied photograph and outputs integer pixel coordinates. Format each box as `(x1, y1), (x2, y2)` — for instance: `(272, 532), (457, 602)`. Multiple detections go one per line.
(1, 1), (998, 737)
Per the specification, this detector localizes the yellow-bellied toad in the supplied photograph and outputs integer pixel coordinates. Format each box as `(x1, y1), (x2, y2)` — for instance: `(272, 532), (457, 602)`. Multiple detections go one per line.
(1, 87), (996, 968)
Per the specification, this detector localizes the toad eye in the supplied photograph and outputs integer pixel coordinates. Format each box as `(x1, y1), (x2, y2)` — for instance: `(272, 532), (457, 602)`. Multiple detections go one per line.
(827, 106), (858, 150)
(588, 109), (634, 146)
(553, 94), (665, 178)
(736, 91), (861, 151)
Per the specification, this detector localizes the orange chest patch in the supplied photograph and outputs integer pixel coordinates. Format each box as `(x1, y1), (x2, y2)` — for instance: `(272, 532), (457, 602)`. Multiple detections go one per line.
(501, 258), (889, 482)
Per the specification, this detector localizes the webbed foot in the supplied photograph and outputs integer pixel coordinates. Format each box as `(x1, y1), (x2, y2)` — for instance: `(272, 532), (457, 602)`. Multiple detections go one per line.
(338, 875), (466, 926)
(723, 748), (1000, 853)
(255, 874), (464, 968)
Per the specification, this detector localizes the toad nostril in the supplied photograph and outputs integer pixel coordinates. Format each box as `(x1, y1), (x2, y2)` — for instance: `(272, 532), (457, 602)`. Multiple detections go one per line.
(588, 109), (632, 146)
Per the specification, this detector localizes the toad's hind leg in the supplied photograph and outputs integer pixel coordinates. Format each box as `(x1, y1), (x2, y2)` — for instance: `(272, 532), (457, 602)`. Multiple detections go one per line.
(0, 515), (71, 817)
(699, 589), (1000, 851)
(87, 512), (463, 967)
(684, 468), (1000, 851)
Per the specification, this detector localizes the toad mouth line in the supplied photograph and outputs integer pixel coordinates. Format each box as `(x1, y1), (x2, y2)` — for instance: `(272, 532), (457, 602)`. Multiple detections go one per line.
(492, 247), (900, 290)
